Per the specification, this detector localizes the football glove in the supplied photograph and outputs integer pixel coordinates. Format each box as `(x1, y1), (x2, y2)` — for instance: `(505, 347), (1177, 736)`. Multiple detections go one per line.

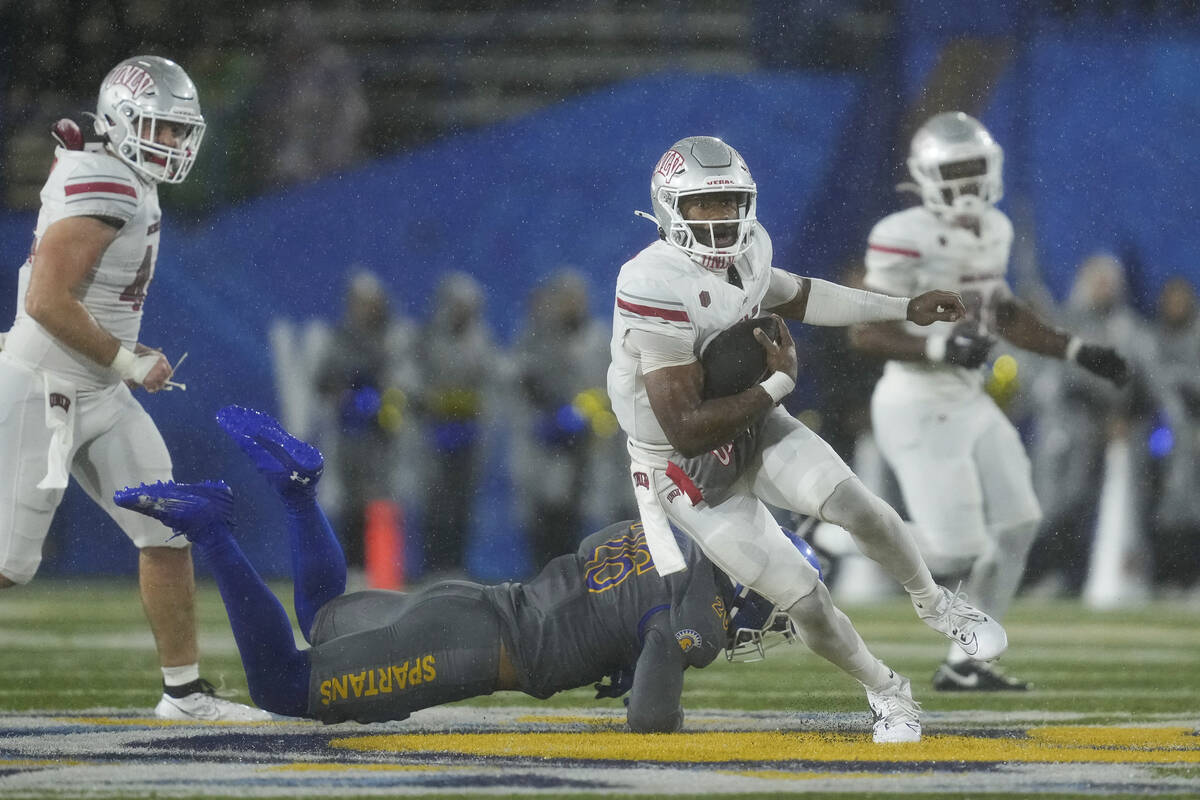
(51, 118), (84, 151)
(1074, 342), (1129, 386)
(593, 667), (634, 700)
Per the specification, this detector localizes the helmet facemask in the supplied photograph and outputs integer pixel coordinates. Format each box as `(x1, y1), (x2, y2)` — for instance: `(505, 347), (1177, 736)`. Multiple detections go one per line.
(725, 583), (798, 663)
(102, 103), (205, 183)
(658, 186), (757, 271)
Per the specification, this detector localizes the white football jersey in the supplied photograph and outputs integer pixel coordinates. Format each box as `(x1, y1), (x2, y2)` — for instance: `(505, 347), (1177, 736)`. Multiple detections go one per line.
(864, 205), (1013, 399)
(608, 225), (774, 465)
(5, 146), (161, 389)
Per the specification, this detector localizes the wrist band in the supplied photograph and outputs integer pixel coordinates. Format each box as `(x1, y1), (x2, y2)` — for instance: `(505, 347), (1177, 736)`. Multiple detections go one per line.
(109, 347), (137, 378)
(1065, 336), (1083, 362)
(760, 371), (796, 403)
(925, 336), (947, 363)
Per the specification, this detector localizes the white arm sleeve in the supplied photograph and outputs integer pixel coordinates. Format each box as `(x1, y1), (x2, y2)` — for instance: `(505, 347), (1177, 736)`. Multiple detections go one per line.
(624, 327), (697, 374)
(763, 268), (801, 308)
(800, 278), (910, 326)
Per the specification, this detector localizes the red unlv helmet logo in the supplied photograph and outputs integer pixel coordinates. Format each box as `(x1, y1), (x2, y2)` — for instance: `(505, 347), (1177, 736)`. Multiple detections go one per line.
(654, 150), (686, 184)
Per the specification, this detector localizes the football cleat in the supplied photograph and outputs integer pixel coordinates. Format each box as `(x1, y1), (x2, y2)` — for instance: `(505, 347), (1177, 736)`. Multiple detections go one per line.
(866, 675), (921, 744)
(155, 678), (271, 722)
(933, 660), (1031, 692)
(114, 480), (233, 543)
(914, 585), (1008, 661)
(215, 405), (324, 498)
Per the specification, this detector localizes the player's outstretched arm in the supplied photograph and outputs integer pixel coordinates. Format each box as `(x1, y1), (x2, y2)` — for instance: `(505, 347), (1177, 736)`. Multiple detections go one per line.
(766, 272), (963, 327)
(995, 296), (1129, 385)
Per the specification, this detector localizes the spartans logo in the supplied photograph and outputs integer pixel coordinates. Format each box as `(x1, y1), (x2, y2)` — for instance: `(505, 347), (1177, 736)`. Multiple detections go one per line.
(675, 629), (702, 652)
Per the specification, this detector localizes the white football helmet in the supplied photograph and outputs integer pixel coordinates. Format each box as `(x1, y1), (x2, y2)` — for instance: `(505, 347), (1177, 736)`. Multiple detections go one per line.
(94, 55), (206, 184)
(642, 136), (757, 272)
(907, 112), (1003, 217)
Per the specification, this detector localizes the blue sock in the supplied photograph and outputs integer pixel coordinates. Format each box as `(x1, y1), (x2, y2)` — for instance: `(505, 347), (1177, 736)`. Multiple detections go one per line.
(192, 527), (311, 718)
(285, 498), (347, 641)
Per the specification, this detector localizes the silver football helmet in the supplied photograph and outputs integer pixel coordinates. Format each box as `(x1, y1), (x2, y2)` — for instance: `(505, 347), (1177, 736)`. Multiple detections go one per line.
(94, 55), (205, 184)
(642, 136), (757, 272)
(907, 112), (1002, 217)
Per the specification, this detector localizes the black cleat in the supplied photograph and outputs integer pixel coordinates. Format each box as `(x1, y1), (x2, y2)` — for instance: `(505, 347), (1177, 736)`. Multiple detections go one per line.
(932, 660), (1031, 692)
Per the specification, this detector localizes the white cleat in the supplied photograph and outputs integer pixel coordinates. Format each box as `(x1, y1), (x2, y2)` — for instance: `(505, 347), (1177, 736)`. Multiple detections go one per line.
(155, 680), (272, 722)
(867, 675), (922, 744)
(915, 585), (1008, 661)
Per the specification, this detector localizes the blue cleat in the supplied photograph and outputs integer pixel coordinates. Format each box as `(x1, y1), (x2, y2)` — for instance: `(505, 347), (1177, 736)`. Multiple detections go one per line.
(114, 480), (234, 543)
(215, 405), (324, 499)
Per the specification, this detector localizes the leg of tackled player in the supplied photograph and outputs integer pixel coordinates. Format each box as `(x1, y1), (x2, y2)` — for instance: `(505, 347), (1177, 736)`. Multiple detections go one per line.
(114, 481), (312, 718)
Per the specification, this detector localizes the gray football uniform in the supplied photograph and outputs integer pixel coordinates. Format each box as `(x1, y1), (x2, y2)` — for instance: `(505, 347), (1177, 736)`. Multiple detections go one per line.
(667, 416), (770, 507)
(306, 520), (728, 729)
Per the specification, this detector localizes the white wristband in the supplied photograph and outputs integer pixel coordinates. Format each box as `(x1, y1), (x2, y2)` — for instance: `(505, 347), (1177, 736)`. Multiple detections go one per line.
(109, 346), (158, 384)
(759, 371), (796, 403)
(925, 336), (947, 363)
(1065, 336), (1083, 362)
(110, 347), (137, 377)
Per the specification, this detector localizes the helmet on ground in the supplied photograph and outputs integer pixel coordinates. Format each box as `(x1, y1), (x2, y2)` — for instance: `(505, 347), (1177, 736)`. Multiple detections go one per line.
(907, 111), (1002, 217)
(725, 528), (823, 662)
(94, 55), (205, 184)
(645, 136), (757, 271)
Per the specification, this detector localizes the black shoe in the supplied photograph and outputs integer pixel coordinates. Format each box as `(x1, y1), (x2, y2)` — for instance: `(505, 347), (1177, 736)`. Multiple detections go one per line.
(932, 660), (1031, 691)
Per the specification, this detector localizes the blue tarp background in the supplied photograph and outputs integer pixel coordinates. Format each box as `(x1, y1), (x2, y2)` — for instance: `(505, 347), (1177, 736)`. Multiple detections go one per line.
(1, 30), (1198, 578)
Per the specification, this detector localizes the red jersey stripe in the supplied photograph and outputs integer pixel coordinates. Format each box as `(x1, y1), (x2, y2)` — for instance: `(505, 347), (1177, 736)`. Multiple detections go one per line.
(666, 461), (704, 505)
(617, 297), (690, 323)
(869, 242), (921, 258)
(65, 181), (137, 199)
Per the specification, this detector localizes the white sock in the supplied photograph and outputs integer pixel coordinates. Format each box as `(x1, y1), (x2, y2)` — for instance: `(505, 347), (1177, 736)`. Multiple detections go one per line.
(162, 663), (200, 688)
(786, 584), (891, 689)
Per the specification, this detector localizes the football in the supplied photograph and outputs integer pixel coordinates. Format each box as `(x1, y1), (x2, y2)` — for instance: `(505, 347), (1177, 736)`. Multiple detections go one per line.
(700, 315), (781, 399)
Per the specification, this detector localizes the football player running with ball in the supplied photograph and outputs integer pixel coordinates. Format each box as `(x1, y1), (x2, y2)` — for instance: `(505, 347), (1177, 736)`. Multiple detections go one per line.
(850, 112), (1128, 691)
(115, 405), (820, 731)
(607, 135), (1008, 743)
(0, 56), (268, 720)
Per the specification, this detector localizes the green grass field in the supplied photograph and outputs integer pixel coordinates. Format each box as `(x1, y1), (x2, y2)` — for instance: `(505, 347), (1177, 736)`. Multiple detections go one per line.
(2, 578), (1199, 798)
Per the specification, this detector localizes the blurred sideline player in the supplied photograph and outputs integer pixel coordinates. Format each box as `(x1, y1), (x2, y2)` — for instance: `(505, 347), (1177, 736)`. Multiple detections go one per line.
(851, 112), (1129, 690)
(0, 56), (267, 720)
(115, 405), (819, 732)
(607, 135), (1008, 743)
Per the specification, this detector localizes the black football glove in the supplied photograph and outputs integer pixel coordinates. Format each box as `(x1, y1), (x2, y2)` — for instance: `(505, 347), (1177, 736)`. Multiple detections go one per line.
(1074, 343), (1129, 386)
(593, 667), (635, 700)
(941, 326), (995, 369)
